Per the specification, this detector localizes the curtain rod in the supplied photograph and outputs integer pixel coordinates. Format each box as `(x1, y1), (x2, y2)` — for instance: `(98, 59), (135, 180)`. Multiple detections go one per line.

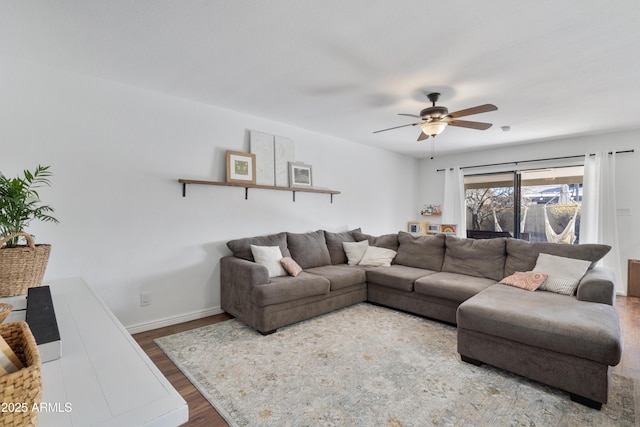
(436, 149), (634, 172)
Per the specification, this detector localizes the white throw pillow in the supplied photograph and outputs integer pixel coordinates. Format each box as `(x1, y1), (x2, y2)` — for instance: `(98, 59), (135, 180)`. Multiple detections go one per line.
(250, 245), (287, 278)
(532, 253), (591, 295)
(343, 240), (369, 265)
(358, 246), (397, 267)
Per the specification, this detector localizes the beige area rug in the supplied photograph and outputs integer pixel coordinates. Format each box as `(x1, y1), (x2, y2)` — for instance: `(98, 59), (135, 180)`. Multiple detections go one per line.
(155, 303), (638, 427)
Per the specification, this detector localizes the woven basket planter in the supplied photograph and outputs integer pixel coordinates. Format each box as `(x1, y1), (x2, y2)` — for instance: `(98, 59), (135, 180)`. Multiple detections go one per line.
(0, 322), (42, 427)
(0, 233), (51, 297)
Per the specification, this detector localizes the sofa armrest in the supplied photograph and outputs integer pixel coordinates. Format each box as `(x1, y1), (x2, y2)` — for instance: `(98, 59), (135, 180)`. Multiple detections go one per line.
(220, 256), (270, 318)
(576, 266), (616, 306)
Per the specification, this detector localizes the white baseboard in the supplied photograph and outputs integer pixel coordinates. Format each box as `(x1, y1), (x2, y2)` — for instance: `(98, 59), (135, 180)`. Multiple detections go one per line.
(126, 306), (224, 334)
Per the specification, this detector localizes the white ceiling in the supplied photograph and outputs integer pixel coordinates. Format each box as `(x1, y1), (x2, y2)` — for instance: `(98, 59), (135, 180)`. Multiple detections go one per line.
(2, 1), (639, 158)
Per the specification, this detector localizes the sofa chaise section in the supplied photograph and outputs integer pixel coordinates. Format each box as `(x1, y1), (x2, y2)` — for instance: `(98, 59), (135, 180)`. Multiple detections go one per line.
(457, 277), (621, 409)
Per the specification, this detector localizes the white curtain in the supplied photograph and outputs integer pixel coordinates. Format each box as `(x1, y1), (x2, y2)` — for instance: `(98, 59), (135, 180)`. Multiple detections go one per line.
(442, 167), (467, 238)
(579, 151), (623, 293)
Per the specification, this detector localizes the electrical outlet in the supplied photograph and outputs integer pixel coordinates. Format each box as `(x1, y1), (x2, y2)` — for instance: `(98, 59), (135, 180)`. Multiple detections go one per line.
(140, 292), (151, 307)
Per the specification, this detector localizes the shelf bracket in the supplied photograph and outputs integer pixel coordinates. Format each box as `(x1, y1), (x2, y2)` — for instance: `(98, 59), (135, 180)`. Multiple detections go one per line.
(182, 182), (187, 197)
(293, 191), (296, 202)
(245, 187), (249, 200)
(330, 194), (333, 204)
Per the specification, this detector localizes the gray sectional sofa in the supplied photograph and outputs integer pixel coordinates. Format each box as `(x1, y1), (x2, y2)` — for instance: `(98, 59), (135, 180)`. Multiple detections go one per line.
(220, 228), (622, 409)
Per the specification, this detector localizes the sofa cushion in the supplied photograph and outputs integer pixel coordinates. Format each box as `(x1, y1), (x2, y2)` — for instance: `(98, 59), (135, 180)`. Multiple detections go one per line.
(305, 265), (367, 291)
(457, 284), (622, 365)
(287, 230), (332, 269)
(414, 272), (496, 303)
(504, 238), (611, 277)
(324, 228), (361, 265)
(352, 231), (399, 251)
(441, 236), (507, 281)
(250, 245), (287, 278)
(533, 253), (591, 295)
(227, 232), (290, 261)
(395, 232), (445, 271)
(366, 265), (436, 292)
(251, 272), (330, 307)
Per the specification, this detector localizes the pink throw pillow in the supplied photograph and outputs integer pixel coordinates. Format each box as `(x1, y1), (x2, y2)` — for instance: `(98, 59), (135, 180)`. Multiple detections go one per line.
(499, 271), (548, 291)
(280, 257), (303, 277)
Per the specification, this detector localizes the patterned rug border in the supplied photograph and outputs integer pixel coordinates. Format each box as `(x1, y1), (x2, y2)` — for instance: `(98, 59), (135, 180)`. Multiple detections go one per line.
(155, 303), (638, 427)
(159, 333), (238, 425)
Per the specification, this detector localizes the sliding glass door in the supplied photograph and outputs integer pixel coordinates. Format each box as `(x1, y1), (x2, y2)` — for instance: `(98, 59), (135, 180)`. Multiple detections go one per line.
(520, 166), (583, 243)
(464, 166), (584, 243)
(464, 172), (516, 237)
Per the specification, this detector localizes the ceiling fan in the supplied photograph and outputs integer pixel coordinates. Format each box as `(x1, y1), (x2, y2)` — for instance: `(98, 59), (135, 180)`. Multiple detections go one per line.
(373, 92), (498, 141)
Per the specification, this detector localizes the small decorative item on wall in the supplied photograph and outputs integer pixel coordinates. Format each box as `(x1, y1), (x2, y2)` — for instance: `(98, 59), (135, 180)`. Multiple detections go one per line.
(226, 150), (256, 184)
(249, 130), (295, 187)
(408, 221), (431, 235)
(427, 224), (440, 234)
(408, 222), (420, 233)
(419, 222), (430, 235)
(421, 204), (442, 216)
(274, 136), (295, 187)
(249, 130), (276, 186)
(440, 224), (457, 234)
(289, 162), (313, 188)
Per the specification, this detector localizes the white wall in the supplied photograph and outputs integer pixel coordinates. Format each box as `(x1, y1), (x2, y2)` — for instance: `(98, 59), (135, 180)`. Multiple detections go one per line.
(1, 58), (420, 331)
(418, 131), (640, 294)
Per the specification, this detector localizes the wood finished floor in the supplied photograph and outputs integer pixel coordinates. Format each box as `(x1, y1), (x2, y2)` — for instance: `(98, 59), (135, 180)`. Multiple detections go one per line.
(133, 296), (640, 427)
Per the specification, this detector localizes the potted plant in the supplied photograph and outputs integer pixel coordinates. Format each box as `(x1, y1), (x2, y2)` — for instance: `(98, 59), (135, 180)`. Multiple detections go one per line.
(0, 165), (59, 296)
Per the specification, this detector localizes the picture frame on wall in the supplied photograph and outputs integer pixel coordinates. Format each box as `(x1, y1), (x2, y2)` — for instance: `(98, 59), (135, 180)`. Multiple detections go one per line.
(226, 150), (256, 184)
(289, 162), (313, 188)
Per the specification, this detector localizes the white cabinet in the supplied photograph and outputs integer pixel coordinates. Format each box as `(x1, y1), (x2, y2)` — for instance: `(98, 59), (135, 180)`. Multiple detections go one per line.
(38, 277), (188, 426)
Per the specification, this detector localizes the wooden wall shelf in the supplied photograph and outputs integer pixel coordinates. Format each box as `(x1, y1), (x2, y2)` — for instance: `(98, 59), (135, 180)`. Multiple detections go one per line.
(178, 179), (340, 203)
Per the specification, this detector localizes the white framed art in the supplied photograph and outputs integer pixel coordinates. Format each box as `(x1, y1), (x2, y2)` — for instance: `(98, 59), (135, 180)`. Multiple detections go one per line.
(289, 162), (312, 188)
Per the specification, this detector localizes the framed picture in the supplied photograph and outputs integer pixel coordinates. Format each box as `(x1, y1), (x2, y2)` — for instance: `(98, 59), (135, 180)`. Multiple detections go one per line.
(428, 224), (440, 233)
(289, 162), (313, 188)
(440, 224), (457, 234)
(226, 150), (256, 184)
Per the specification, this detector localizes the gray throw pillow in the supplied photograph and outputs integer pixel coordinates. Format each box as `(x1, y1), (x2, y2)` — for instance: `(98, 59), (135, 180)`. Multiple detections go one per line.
(395, 232), (445, 271)
(324, 228), (361, 265)
(441, 235), (507, 281)
(504, 238), (611, 277)
(287, 230), (332, 269)
(351, 231), (399, 251)
(227, 232), (290, 261)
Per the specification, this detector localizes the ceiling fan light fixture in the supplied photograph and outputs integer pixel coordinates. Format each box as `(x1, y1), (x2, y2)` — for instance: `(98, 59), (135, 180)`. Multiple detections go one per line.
(420, 120), (447, 137)
(372, 93), (497, 140)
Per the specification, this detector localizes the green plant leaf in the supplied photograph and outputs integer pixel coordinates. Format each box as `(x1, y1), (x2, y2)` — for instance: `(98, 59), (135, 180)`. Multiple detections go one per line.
(0, 165), (59, 247)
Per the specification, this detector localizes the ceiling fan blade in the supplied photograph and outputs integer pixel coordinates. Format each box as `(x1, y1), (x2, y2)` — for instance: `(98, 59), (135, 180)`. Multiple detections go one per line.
(373, 122), (421, 134)
(417, 132), (430, 141)
(398, 113), (422, 119)
(448, 104), (497, 118)
(449, 119), (493, 130)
